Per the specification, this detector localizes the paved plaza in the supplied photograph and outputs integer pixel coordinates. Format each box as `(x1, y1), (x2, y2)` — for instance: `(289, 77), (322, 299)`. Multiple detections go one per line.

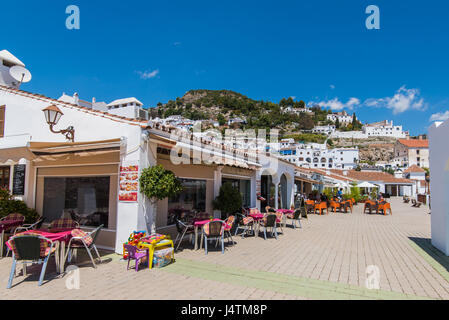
(1, 198), (449, 300)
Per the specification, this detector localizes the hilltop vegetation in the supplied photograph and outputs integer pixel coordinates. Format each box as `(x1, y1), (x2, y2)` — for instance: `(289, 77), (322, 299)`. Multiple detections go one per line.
(153, 89), (338, 133)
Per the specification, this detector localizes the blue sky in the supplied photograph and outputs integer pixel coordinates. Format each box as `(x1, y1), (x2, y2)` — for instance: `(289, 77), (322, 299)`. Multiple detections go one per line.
(3, 0), (449, 135)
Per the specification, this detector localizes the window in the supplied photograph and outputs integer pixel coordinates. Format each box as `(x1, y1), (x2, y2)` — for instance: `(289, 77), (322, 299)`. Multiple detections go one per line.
(222, 178), (251, 208)
(0, 166), (10, 189)
(0, 105), (5, 137)
(43, 177), (110, 228)
(417, 150), (420, 155)
(168, 179), (206, 225)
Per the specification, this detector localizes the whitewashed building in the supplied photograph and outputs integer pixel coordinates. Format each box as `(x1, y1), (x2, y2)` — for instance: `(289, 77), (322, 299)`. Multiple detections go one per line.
(363, 120), (407, 138)
(312, 125), (336, 135)
(326, 110), (353, 125)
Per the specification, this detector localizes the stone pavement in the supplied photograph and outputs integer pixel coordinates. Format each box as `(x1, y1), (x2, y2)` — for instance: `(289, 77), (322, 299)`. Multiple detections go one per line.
(1, 198), (448, 300)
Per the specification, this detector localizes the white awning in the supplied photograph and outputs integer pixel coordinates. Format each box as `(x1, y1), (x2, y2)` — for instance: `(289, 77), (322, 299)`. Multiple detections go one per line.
(357, 181), (377, 188)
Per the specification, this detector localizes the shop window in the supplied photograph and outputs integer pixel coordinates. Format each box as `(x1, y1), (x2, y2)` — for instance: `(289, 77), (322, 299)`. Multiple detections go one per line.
(222, 178), (251, 208)
(43, 177), (110, 228)
(168, 179), (206, 225)
(0, 166), (10, 189)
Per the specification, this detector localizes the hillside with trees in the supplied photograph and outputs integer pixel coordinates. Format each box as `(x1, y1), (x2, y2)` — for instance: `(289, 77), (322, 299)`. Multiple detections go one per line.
(151, 89), (352, 138)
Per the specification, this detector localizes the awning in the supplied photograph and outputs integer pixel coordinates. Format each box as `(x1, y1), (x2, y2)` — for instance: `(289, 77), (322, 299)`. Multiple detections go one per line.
(28, 138), (123, 165)
(28, 138), (122, 155)
(357, 181), (377, 188)
(0, 146), (35, 163)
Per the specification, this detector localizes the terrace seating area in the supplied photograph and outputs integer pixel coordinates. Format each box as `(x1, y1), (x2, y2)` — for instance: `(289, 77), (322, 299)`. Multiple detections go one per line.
(1, 215), (104, 288)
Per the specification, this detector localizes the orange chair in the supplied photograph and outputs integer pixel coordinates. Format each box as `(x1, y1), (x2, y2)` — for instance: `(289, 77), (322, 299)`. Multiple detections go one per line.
(378, 202), (392, 215)
(329, 200), (340, 213)
(364, 200), (376, 214)
(314, 202), (328, 215)
(341, 200), (352, 213)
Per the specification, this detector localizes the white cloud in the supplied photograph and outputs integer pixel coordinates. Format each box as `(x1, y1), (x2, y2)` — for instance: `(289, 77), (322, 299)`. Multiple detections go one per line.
(315, 97), (360, 111)
(430, 111), (449, 122)
(173, 42), (182, 46)
(136, 69), (159, 80)
(364, 86), (426, 114)
(330, 84), (335, 90)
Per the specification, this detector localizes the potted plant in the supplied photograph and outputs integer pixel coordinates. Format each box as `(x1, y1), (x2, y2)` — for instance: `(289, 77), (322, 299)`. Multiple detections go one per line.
(213, 182), (243, 220)
(139, 165), (183, 233)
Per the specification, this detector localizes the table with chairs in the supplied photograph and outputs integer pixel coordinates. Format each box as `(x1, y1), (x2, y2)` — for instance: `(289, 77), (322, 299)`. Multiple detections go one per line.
(4, 216), (103, 288)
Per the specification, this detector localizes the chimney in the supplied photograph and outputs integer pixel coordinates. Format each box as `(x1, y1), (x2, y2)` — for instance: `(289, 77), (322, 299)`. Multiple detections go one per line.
(73, 92), (79, 105)
(92, 97), (96, 104)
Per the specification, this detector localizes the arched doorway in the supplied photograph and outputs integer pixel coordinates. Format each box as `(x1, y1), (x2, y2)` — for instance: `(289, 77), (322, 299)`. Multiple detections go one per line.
(279, 174), (288, 209)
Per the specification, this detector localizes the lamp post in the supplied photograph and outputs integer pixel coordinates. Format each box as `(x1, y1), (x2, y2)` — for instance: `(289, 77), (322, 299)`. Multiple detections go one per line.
(42, 105), (75, 142)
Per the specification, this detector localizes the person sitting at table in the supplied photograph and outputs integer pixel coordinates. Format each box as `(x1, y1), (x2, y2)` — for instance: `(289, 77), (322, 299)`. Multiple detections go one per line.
(336, 188), (343, 200)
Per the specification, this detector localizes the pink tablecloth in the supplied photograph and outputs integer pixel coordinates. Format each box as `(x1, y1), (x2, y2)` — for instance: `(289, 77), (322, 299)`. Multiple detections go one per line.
(276, 209), (294, 214)
(0, 220), (23, 233)
(6, 230), (73, 249)
(194, 219), (231, 229)
(249, 213), (264, 220)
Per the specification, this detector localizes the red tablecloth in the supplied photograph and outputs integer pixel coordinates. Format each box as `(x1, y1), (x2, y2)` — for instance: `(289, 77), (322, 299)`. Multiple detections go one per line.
(6, 229), (73, 249)
(0, 220), (23, 233)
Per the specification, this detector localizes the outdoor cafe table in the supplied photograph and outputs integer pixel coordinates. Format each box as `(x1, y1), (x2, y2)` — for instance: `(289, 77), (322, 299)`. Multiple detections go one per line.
(249, 213), (281, 235)
(6, 229), (73, 274)
(0, 220), (24, 258)
(193, 219), (229, 250)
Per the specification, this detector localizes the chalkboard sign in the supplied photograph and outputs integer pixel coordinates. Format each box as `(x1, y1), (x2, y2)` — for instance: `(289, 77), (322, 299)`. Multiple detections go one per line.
(12, 164), (26, 195)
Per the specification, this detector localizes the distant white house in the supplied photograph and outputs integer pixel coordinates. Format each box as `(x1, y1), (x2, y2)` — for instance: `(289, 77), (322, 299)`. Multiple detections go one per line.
(326, 110), (353, 125)
(331, 120), (408, 140)
(363, 120), (407, 138)
(312, 125), (336, 135)
(227, 117), (246, 126)
(403, 165), (428, 195)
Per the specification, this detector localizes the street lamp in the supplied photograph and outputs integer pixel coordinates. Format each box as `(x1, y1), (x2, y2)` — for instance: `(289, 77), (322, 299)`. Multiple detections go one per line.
(42, 105), (75, 142)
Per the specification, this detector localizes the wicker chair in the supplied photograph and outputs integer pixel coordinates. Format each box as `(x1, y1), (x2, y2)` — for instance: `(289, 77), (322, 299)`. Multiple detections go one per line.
(286, 209), (302, 229)
(174, 219), (195, 251)
(6, 233), (55, 288)
(202, 220), (226, 255)
(260, 214), (278, 240)
(48, 218), (79, 231)
(64, 225), (103, 268)
(234, 213), (254, 238)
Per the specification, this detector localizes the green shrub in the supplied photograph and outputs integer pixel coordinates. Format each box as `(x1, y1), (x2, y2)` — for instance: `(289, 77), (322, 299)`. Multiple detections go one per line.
(0, 188), (39, 224)
(213, 182), (243, 219)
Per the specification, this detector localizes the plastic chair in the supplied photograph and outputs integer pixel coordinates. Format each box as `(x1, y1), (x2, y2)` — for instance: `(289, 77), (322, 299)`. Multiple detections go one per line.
(123, 244), (149, 271)
(6, 233), (55, 288)
(202, 220), (225, 255)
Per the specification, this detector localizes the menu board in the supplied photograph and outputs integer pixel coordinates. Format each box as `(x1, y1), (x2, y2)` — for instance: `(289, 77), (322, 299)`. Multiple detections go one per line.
(12, 164), (26, 195)
(119, 164), (139, 202)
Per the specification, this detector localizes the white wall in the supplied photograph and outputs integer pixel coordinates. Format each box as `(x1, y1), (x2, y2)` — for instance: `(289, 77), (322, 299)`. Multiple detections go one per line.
(0, 89), (147, 254)
(429, 121), (449, 255)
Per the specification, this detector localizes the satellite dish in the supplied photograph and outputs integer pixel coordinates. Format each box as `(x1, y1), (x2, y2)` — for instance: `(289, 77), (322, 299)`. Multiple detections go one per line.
(9, 65), (32, 85)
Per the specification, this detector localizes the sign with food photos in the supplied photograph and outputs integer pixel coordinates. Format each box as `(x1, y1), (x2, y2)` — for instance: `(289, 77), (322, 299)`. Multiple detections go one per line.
(119, 163), (139, 202)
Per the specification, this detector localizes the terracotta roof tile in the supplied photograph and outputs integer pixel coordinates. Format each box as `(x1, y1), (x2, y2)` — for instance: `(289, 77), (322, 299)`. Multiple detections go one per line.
(330, 169), (414, 184)
(404, 165), (426, 173)
(398, 139), (429, 148)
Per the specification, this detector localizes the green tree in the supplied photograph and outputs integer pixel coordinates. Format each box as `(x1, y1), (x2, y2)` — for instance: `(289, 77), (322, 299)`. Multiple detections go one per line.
(213, 182), (243, 219)
(139, 165), (183, 232)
